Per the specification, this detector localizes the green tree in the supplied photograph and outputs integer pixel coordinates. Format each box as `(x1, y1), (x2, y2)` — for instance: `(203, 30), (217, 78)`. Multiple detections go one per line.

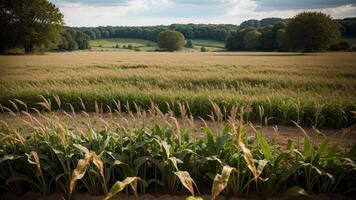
(276, 29), (288, 51)
(185, 39), (193, 48)
(0, 0), (64, 53)
(158, 30), (185, 51)
(243, 29), (262, 50)
(225, 29), (247, 51)
(286, 12), (340, 52)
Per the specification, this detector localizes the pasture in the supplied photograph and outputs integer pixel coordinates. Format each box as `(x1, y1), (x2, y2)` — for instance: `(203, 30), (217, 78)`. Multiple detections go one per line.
(88, 38), (225, 52)
(0, 52), (356, 128)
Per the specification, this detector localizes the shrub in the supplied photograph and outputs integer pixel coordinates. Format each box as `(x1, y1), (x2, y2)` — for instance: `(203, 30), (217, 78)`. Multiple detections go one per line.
(185, 40), (193, 48)
(328, 41), (351, 51)
(158, 30), (185, 51)
(200, 46), (207, 52)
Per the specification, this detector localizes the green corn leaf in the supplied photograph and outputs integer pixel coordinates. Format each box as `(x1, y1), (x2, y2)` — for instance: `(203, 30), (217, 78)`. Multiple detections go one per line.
(256, 134), (273, 161)
(303, 137), (312, 158)
(7, 173), (42, 191)
(203, 127), (216, 155)
(316, 138), (329, 158)
(134, 156), (164, 176)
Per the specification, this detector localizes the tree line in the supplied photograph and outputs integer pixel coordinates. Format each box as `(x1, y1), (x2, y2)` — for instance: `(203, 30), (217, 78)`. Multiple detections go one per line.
(57, 28), (90, 51)
(1, 0), (355, 53)
(225, 13), (354, 52)
(76, 24), (238, 42)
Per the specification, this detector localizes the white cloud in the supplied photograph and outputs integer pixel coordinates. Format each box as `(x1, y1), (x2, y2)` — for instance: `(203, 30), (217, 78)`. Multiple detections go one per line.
(49, 0), (356, 26)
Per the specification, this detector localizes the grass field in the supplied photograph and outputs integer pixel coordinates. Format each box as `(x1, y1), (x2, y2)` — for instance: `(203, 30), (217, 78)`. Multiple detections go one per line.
(90, 38), (157, 52)
(0, 52), (356, 128)
(89, 38), (225, 52)
(343, 37), (356, 47)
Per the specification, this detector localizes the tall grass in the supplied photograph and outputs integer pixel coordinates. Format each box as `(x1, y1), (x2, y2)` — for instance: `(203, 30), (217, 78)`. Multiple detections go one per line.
(1, 61), (355, 128)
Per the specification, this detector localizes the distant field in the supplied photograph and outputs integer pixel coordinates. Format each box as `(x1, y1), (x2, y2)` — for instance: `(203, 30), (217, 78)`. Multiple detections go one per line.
(0, 52), (356, 128)
(89, 38), (157, 51)
(343, 37), (356, 46)
(89, 38), (226, 52)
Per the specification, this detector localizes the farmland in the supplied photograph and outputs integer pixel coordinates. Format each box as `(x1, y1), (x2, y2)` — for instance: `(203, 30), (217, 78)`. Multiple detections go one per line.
(0, 52), (356, 128)
(1, 51), (356, 199)
(0, 104), (356, 200)
(88, 38), (225, 52)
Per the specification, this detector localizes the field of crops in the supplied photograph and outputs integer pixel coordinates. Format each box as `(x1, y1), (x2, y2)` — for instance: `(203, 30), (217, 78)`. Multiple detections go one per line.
(0, 52), (355, 129)
(89, 38), (225, 52)
(0, 101), (355, 199)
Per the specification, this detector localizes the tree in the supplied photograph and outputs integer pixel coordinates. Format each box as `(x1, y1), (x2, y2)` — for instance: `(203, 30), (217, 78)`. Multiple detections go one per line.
(185, 40), (193, 48)
(0, 0), (64, 53)
(276, 29), (288, 51)
(158, 30), (185, 51)
(243, 29), (262, 50)
(285, 12), (340, 52)
(240, 19), (260, 28)
(260, 29), (274, 51)
(225, 30), (247, 51)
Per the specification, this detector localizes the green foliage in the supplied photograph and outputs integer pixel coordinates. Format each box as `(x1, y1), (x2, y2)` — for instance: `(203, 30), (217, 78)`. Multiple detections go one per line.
(286, 12), (340, 52)
(158, 30), (186, 51)
(57, 28), (90, 51)
(200, 47), (207, 52)
(185, 40), (193, 48)
(243, 29), (262, 50)
(77, 24), (237, 43)
(0, 111), (355, 198)
(328, 41), (351, 51)
(276, 29), (288, 51)
(225, 30), (246, 51)
(240, 18), (287, 29)
(0, 0), (64, 53)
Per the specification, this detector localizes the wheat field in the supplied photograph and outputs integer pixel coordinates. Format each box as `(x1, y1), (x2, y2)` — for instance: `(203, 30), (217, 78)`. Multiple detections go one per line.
(0, 52), (356, 128)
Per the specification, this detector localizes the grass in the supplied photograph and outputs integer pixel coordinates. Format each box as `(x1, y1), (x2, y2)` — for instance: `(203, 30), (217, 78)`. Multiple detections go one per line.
(88, 38), (226, 52)
(191, 39), (225, 51)
(343, 37), (356, 46)
(0, 104), (355, 199)
(90, 38), (157, 52)
(0, 52), (356, 128)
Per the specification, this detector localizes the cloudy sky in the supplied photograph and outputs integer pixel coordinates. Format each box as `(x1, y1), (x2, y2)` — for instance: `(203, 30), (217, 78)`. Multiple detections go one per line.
(49, 0), (356, 27)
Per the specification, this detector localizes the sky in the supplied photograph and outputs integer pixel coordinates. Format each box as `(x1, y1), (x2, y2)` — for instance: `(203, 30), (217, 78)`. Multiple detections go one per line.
(49, 0), (356, 27)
